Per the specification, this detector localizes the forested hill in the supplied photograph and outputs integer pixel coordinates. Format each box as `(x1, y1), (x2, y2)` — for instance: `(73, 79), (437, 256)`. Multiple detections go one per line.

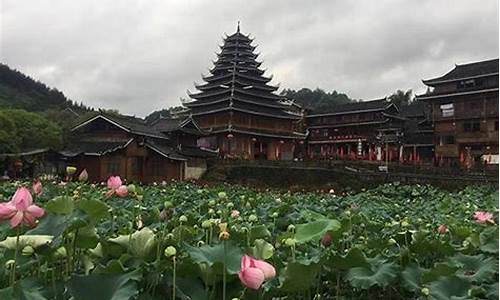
(0, 63), (91, 113)
(280, 88), (355, 111)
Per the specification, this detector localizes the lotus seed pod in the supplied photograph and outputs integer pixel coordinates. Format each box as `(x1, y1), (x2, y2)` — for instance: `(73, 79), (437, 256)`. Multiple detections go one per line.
(388, 238), (397, 245)
(248, 215), (258, 222)
(284, 238), (296, 247)
(271, 212), (279, 218)
(219, 231), (230, 240)
(287, 224), (295, 232)
(321, 233), (333, 247)
(345, 210), (351, 216)
(5, 260), (15, 269)
(166, 233), (174, 240)
(164, 201), (173, 209)
(164, 246), (177, 257)
(201, 220), (211, 228)
(216, 210), (222, 215)
(218, 192), (227, 199)
(401, 221), (410, 227)
(179, 215), (188, 223)
(22, 246), (34, 256)
(208, 208), (215, 215)
(421, 287), (430, 296)
(208, 200), (216, 207)
(227, 202), (234, 208)
(55, 246), (67, 258)
(197, 189), (203, 194)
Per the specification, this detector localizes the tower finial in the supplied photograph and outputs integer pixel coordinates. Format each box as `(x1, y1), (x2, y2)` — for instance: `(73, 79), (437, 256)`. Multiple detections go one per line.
(237, 21), (240, 33)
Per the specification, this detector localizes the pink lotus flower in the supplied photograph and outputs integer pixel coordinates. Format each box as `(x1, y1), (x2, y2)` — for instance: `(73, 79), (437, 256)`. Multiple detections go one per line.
(78, 169), (88, 182)
(32, 181), (42, 196)
(107, 176), (122, 190)
(474, 211), (495, 224)
(106, 176), (128, 198)
(231, 210), (240, 218)
(0, 187), (45, 228)
(437, 224), (448, 234)
(238, 255), (276, 290)
(115, 185), (128, 197)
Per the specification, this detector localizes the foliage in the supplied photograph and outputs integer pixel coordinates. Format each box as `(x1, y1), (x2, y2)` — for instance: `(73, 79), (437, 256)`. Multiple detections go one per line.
(280, 87), (354, 111)
(0, 181), (497, 299)
(0, 109), (63, 152)
(389, 89), (413, 107)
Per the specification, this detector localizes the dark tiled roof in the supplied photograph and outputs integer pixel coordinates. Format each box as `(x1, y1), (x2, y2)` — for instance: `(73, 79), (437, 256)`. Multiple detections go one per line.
(144, 141), (187, 161)
(307, 99), (390, 116)
(423, 58), (499, 85)
(179, 146), (217, 158)
(62, 140), (132, 156)
(399, 102), (426, 118)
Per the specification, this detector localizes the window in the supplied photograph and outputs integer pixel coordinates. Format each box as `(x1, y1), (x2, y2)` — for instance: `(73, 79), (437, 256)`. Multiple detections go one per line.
(440, 135), (455, 145)
(107, 160), (120, 174)
(440, 103), (454, 117)
(457, 79), (476, 89)
(463, 121), (480, 132)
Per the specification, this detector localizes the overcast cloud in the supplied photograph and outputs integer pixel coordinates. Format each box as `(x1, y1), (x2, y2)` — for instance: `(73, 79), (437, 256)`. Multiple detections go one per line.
(1, 0), (498, 117)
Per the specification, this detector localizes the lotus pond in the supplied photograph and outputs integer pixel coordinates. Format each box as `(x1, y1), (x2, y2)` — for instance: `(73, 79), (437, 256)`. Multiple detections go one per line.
(0, 179), (497, 299)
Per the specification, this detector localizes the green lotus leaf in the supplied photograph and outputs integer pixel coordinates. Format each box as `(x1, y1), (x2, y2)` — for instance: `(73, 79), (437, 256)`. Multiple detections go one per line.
(0, 235), (53, 250)
(278, 261), (321, 292)
(331, 247), (369, 270)
(448, 253), (498, 283)
(108, 227), (156, 259)
(480, 226), (498, 254)
(185, 242), (242, 274)
(67, 270), (141, 300)
(251, 239), (274, 260)
(294, 219), (340, 244)
(428, 275), (470, 300)
(78, 198), (110, 223)
(401, 264), (423, 292)
(46, 196), (74, 215)
(249, 225), (271, 241)
(346, 256), (399, 289)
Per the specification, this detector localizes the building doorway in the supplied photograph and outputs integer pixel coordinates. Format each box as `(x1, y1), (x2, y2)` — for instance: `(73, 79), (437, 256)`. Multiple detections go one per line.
(254, 141), (268, 160)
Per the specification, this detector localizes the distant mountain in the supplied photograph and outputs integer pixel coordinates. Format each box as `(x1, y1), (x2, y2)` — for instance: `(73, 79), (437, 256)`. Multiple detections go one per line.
(0, 63), (92, 114)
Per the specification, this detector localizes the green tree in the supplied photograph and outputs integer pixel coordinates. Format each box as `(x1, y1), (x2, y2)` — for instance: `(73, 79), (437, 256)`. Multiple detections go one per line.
(0, 109), (63, 153)
(388, 89), (413, 107)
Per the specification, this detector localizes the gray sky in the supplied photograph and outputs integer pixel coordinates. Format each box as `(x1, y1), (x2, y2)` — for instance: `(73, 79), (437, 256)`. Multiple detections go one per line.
(1, 0), (498, 117)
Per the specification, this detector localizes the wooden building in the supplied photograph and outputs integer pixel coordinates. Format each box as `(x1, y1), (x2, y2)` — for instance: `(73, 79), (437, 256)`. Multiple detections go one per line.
(398, 102), (434, 164)
(184, 24), (306, 160)
(306, 99), (404, 161)
(65, 113), (215, 183)
(416, 58), (499, 168)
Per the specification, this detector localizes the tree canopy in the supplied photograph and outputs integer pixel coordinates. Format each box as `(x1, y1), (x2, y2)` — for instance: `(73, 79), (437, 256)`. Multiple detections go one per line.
(280, 88), (354, 111)
(0, 109), (63, 153)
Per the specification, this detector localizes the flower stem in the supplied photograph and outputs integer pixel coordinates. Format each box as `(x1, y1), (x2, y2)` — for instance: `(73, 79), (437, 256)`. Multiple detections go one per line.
(172, 256), (176, 300)
(10, 227), (20, 286)
(223, 240), (227, 300)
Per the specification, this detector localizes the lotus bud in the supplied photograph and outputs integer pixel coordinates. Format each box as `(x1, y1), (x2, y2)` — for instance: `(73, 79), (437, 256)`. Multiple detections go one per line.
(421, 287), (430, 296)
(208, 208), (215, 215)
(271, 212), (279, 218)
(321, 233), (332, 247)
(437, 224), (448, 234)
(248, 214), (258, 222)
(201, 220), (211, 228)
(284, 238), (296, 247)
(164, 246), (177, 257)
(136, 195), (143, 201)
(78, 169), (88, 182)
(287, 224), (295, 232)
(218, 191), (227, 199)
(231, 210), (240, 218)
(227, 202), (234, 208)
(66, 166), (77, 175)
(179, 215), (188, 223)
(245, 202), (251, 209)
(208, 200), (216, 207)
(127, 184), (136, 193)
(345, 210), (351, 216)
